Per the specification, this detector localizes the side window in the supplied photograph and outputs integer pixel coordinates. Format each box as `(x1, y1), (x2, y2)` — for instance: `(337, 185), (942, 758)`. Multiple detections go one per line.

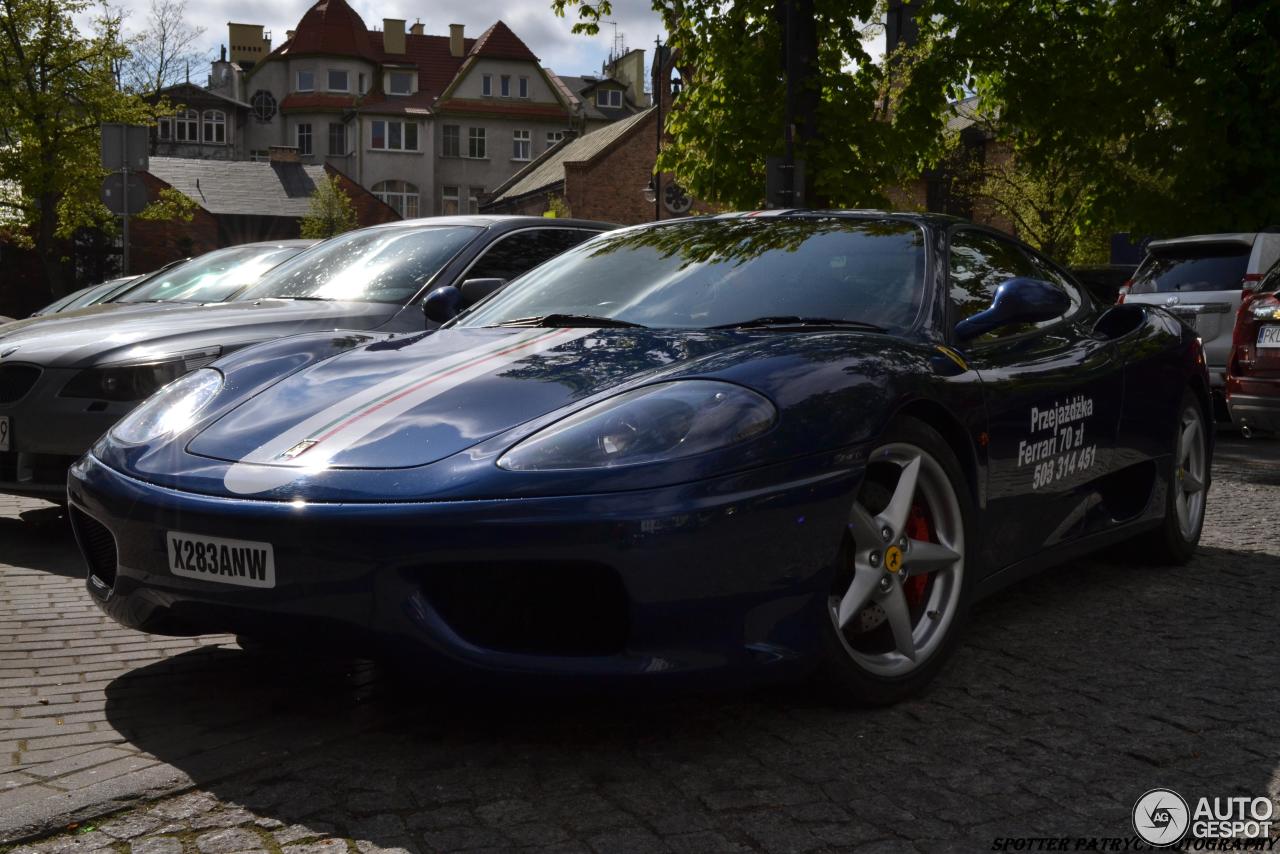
(948, 230), (1047, 338)
(1029, 254), (1087, 319)
(466, 230), (599, 282)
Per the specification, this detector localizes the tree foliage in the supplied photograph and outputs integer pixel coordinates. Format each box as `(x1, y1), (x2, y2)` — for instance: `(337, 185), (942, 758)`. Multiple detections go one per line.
(0, 0), (157, 296)
(300, 175), (358, 239)
(135, 186), (199, 223)
(911, 0), (1280, 236)
(551, 0), (951, 210)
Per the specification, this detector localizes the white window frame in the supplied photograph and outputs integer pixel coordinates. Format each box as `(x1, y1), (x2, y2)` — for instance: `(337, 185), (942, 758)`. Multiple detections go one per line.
(441, 185), (460, 215)
(467, 127), (486, 159)
(296, 70), (314, 92)
(481, 74), (492, 96)
(328, 121), (346, 156)
(596, 89), (622, 108)
(327, 69), (349, 92)
(370, 119), (419, 152)
(373, 179), (419, 218)
(387, 71), (413, 96)
(518, 76), (529, 98)
(442, 124), (460, 157)
(158, 117), (172, 140)
(546, 130), (565, 147)
(175, 109), (199, 142)
(512, 129), (530, 161)
(467, 187), (481, 214)
(296, 122), (313, 156)
(201, 109), (226, 144)
(500, 75), (511, 97)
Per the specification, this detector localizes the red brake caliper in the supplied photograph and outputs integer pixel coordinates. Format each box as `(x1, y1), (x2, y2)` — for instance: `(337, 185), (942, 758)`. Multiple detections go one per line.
(903, 502), (933, 608)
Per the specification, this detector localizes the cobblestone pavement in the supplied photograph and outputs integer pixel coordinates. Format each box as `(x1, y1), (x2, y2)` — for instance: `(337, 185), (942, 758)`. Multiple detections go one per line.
(2, 436), (1279, 851)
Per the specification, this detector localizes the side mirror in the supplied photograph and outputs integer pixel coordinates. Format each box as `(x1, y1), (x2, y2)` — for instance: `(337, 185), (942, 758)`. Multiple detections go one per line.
(459, 277), (507, 308)
(955, 277), (1071, 342)
(422, 285), (462, 324)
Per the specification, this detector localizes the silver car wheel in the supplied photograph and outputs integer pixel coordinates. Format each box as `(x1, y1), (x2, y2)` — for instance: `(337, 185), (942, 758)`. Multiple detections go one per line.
(828, 442), (965, 678)
(1174, 405), (1207, 541)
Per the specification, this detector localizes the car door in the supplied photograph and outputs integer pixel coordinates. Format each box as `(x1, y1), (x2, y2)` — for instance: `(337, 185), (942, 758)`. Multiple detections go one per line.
(947, 228), (1124, 570)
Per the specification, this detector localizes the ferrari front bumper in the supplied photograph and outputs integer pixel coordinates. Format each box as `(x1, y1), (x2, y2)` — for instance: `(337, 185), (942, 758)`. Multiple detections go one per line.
(67, 452), (862, 685)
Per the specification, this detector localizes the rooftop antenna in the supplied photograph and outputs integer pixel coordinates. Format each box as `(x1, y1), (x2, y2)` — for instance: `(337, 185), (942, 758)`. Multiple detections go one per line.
(600, 19), (626, 70)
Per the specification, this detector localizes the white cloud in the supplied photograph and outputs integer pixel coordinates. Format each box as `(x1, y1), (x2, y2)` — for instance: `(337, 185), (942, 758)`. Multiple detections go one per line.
(86, 0), (667, 81)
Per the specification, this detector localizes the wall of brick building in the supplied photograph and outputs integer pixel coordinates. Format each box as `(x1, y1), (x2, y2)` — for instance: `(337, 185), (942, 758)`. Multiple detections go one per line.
(129, 171), (222, 273)
(326, 165), (401, 226)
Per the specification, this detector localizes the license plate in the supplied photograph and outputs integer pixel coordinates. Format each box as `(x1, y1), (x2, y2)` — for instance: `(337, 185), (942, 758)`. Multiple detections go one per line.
(0, 416), (8, 452)
(1258, 326), (1280, 348)
(166, 531), (276, 588)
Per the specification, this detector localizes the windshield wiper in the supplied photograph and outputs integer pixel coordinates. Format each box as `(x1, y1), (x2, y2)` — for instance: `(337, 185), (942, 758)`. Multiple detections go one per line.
(709, 316), (887, 332)
(493, 313), (648, 329)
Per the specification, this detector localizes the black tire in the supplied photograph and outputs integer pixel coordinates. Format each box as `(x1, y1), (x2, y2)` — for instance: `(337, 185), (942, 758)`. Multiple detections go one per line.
(1132, 389), (1208, 565)
(814, 416), (976, 707)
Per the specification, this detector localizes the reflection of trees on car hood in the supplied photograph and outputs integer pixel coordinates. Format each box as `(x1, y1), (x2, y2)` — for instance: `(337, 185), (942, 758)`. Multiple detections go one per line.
(581, 216), (924, 270)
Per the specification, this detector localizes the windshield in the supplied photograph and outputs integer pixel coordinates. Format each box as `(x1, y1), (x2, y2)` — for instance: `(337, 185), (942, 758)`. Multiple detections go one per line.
(1130, 244), (1251, 294)
(238, 226), (481, 304)
(456, 217), (928, 331)
(116, 246), (305, 304)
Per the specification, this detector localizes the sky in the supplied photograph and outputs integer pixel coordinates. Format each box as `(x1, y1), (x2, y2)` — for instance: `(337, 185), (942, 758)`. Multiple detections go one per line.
(95, 0), (672, 81)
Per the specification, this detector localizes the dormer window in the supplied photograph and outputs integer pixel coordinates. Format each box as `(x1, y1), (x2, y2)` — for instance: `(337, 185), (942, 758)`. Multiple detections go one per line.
(328, 70), (349, 92)
(596, 89), (622, 108)
(388, 71), (413, 96)
(296, 70), (314, 92)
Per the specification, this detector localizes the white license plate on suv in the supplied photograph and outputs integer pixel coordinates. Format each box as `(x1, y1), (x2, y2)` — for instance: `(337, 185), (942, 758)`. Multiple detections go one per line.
(167, 532), (276, 588)
(1258, 326), (1280, 348)
(0, 416), (8, 452)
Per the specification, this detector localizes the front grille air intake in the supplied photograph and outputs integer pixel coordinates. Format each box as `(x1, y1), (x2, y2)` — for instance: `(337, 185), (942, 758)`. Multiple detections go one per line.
(0, 364), (41, 403)
(70, 508), (118, 590)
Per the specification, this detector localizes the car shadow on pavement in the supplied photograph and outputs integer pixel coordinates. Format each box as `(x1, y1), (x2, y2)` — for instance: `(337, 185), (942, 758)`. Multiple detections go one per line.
(0, 504), (84, 579)
(99, 541), (1280, 850)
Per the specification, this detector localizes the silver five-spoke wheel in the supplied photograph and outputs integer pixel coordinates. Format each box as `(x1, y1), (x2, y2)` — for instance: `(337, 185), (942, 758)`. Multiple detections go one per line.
(829, 442), (965, 678)
(1174, 405), (1207, 541)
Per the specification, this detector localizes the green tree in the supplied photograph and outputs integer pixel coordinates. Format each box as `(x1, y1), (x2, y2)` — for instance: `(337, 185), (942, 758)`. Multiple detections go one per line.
(551, 0), (950, 210)
(300, 175), (358, 239)
(0, 0), (157, 299)
(910, 0), (1280, 236)
(134, 187), (200, 223)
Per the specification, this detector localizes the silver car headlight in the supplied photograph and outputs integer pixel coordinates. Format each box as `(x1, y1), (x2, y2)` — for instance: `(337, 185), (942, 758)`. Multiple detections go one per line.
(497, 380), (777, 472)
(108, 368), (224, 446)
(62, 347), (221, 402)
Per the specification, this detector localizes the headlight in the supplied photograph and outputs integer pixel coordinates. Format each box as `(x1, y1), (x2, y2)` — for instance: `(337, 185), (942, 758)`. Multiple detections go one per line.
(108, 368), (223, 445)
(497, 380), (776, 471)
(62, 348), (221, 402)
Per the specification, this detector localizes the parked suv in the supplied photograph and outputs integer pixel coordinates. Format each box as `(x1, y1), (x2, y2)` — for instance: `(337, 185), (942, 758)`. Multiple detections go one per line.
(1120, 233), (1280, 409)
(1226, 259), (1280, 435)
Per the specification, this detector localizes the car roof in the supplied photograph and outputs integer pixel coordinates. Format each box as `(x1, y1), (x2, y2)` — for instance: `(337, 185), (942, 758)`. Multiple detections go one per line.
(234, 239), (319, 249)
(368, 215), (619, 232)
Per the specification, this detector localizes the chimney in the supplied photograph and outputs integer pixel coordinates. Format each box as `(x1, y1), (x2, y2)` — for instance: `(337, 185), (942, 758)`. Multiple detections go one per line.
(227, 23), (270, 67)
(449, 24), (465, 58)
(269, 145), (300, 163)
(410, 19), (424, 36)
(383, 18), (405, 54)
(286, 29), (295, 41)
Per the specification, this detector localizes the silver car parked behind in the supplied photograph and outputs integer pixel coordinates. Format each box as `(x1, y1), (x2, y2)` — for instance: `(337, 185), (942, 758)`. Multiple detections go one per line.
(1120, 232), (1280, 411)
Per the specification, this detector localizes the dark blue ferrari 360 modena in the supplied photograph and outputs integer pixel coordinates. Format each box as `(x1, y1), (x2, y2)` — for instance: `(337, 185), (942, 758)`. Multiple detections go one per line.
(68, 211), (1212, 705)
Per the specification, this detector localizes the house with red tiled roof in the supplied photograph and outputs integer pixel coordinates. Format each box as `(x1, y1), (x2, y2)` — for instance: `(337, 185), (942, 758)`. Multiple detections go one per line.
(154, 0), (580, 219)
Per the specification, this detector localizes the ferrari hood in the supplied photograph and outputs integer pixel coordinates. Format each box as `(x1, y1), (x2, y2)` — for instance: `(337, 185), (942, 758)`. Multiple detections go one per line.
(0, 299), (398, 368)
(189, 326), (745, 489)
